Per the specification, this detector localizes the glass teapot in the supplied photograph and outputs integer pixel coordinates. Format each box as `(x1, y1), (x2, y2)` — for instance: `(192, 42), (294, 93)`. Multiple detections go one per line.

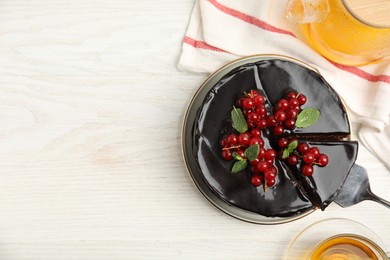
(286, 0), (390, 66)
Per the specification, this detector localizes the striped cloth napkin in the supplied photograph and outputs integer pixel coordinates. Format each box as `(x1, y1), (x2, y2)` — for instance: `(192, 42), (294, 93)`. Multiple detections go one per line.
(178, 0), (390, 170)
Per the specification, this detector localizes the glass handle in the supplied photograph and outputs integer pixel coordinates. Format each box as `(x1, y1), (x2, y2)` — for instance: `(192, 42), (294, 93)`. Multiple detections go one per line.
(286, 0), (330, 24)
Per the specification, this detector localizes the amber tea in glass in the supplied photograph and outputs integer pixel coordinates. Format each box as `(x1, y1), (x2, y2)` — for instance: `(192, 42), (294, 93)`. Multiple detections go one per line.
(310, 234), (388, 259)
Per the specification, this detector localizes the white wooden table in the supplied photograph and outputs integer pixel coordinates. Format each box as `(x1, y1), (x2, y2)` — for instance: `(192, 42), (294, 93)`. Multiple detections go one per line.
(0, 1), (389, 259)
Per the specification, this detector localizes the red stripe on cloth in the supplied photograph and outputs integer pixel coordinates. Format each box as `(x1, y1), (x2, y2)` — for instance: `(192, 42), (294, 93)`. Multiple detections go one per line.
(208, 0), (296, 38)
(183, 37), (390, 84)
(329, 60), (390, 84)
(206, 0), (390, 84)
(183, 36), (228, 53)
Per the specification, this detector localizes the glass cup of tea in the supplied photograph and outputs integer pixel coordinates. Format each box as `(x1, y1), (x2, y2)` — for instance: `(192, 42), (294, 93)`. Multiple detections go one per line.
(285, 218), (389, 260)
(286, 0), (390, 66)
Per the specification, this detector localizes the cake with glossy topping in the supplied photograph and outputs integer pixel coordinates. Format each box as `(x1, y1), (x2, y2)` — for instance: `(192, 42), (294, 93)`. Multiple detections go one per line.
(193, 59), (358, 218)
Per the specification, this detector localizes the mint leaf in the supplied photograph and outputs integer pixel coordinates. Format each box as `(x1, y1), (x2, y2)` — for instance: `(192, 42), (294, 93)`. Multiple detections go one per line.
(244, 144), (260, 161)
(281, 140), (298, 159)
(232, 151), (244, 161)
(231, 160), (248, 174)
(282, 149), (290, 159)
(287, 140), (298, 151)
(231, 106), (248, 133)
(296, 108), (320, 128)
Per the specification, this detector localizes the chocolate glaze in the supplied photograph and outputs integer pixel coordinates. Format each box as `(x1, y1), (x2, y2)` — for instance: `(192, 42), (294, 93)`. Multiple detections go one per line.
(193, 60), (357, 217)
(256, 60), (350, 135)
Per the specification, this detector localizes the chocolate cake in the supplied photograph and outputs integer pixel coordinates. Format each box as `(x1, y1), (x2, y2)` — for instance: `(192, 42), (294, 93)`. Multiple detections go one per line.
(192, 59), (358, 218)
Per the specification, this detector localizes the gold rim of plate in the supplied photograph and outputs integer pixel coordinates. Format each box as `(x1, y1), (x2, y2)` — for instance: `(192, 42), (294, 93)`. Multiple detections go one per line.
(181, 54), (351, 225)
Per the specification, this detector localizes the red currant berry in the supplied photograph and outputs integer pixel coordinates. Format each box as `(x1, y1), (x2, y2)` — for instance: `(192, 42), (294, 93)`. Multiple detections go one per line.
(259, 138), (265, 147)
(264, 170), (276, 182)
(221, 150), (233, 161)
(265, 159), (273, 165)
(273, 125), (284, 136)
(247, 112), (259, 123)
(243, 109), (251, 116)
(247, 120), (256, 128)
(249, 137), (263, 146)
(266, 178), (276, 187)
(287, 155), (299, 166)
(227, 134), (238, 146)
(284, 118), (296, 129)
(238, 132), (251, 146)
(250, 158), (260, 166)
(277, 99), (289, 111)
(275, 110), (287, 122)
(220, 136), (229, 148)
(317, 154), (329, 167)
(265, 149), (277, 160)
(287, 91), (297, 100)
(289, 98), (299, 108)
(256, 161), (269, 172)
(253, 95), (265, 107)
(301, 164), (314, 176)
(309, 147), (320, 158)
(298, 143), (310, 154)
(251, 128), (262, 138)
(297, 94), (307, 105)
(237, 97), (245, 108)
(258, 148), (266, 159)
(257, 119), (268, 129)
(302, 153), (315, 164)
(236, 149), (245, 159)
(286, 109), (299, 119)
(267, 115), (278, 127)
(249, 89), (260, 97)
(243, 98), (254, 109)
(269, 165), (277, 174)
(251, 175), (262, 187)
(278, 138), (289, 148)
(256, 107), (267, 117)
(292, 105), (301, 111)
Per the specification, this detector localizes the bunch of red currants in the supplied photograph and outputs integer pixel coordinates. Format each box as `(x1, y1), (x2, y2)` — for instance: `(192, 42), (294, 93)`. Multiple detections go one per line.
(279, 139), (329, 176)
(219, 89), (328, 188)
